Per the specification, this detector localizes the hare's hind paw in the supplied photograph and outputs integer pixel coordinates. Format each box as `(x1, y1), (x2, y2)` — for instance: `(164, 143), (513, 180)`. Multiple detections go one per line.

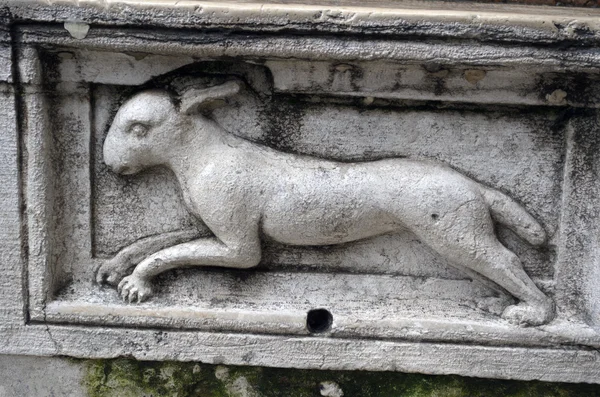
(502, 300), (555, 327)
(95, 255), (134, 286)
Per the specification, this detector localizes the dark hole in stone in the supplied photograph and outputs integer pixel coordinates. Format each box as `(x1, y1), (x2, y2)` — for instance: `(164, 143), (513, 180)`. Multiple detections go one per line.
(431, 213), (439, 220)
(307, 308), (333, 333)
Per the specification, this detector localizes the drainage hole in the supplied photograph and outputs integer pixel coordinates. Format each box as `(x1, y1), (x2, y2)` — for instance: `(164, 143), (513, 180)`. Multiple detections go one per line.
(306, 308), (333, 333)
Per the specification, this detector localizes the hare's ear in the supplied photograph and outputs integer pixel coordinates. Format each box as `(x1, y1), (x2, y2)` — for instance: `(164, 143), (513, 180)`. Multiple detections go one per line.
(179, 80), (242, 115)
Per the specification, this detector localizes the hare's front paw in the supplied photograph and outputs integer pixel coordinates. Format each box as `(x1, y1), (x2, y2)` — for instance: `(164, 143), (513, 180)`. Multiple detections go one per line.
(117, 274), (153, 303)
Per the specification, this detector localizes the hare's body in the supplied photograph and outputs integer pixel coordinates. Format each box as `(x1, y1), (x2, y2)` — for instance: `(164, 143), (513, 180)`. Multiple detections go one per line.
(98, 82), (554, 326)
(178, 138), (539, 249)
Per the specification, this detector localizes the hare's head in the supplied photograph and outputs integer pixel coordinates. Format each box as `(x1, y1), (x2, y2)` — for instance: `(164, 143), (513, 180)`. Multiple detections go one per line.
(103, 80), (242, 175)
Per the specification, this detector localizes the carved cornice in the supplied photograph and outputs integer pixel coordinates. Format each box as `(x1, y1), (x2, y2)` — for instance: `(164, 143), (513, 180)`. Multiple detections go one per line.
(4, 0), (600, 45)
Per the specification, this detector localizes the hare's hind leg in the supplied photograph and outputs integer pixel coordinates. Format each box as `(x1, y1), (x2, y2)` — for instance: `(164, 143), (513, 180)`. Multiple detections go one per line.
(412, 198), (554, 326)
(437, 235), (554, 326)
(474, 244), (554, 326)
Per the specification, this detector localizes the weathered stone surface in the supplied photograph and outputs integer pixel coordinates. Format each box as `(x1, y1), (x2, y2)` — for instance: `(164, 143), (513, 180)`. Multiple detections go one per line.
(2, 0), (600, 384)
(0, 355), (85, 397)
(3, 355), (600, 397)
(455, 0), (598, 6)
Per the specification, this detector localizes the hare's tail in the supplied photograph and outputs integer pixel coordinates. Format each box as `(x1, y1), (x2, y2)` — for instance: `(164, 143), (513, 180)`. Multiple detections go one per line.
(481, 187), (546, 246)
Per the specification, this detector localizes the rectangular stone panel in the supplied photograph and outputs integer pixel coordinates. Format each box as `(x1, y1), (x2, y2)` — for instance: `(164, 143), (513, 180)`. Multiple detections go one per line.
(3, 0), (600, 384)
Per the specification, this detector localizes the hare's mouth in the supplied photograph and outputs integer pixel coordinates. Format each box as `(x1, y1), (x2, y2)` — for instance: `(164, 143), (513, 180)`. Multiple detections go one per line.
(111, 164), (139, 175)
(120, 166), (139, 175)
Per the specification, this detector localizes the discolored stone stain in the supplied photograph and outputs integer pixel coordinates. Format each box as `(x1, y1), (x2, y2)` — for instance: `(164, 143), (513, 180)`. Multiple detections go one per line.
(39, 50), (62, 83)
(64, 22), (90, 40)
(445, 0), (599, 6)
(553, 20), (596, 38)
(422, 64), (450, 96)
(546, 89), (568, 106)
(257, 94), (305, 153)
(520, 107), (570, 246)
(464, 70), (487, 85)
(326, 63), (364, 93)
(536, 72), (600, 107)
(569, 111), (600, 179)
(391, 68), (404, 92)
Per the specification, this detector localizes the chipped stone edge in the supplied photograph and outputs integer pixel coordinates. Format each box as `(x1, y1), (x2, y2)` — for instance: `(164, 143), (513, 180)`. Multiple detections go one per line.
(15, 24), (600, 73)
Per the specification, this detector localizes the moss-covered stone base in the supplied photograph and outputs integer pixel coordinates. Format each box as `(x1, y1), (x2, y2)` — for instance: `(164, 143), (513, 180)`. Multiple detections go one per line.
(83, 359), (600, 397)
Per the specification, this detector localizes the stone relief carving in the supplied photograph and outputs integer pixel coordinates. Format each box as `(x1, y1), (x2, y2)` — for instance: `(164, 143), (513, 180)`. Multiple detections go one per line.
(96, 79), (554, 327)
(5, 1), (600, 383)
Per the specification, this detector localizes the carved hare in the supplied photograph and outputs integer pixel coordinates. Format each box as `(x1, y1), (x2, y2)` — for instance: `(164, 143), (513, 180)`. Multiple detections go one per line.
(98, 80), (554, 326)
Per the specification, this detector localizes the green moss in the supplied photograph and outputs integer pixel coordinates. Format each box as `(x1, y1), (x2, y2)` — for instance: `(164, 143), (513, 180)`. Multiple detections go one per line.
(82, 358), (600, 397)
(83, 359), (229, 397)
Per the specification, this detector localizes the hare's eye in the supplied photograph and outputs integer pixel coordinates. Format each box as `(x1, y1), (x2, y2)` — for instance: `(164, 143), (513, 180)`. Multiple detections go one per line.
(129, 123), (149, 138)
